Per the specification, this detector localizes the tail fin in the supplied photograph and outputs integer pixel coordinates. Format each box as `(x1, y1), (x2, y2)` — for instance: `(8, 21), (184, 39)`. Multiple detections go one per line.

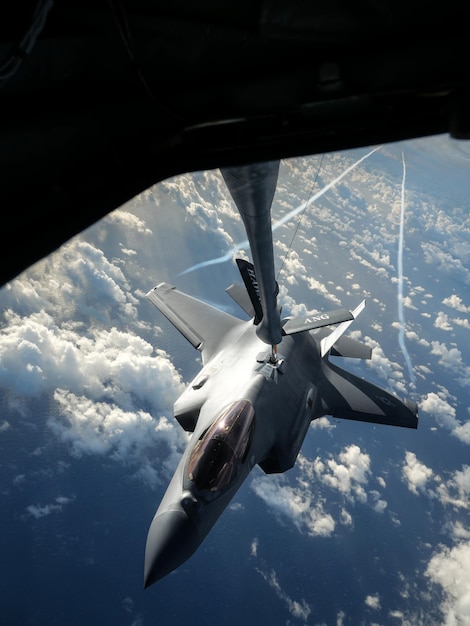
(229, 259), (364, 343)
(320, 300), (366, 357)
(225, 282), (256, 319)
(235, 258), (265, 324)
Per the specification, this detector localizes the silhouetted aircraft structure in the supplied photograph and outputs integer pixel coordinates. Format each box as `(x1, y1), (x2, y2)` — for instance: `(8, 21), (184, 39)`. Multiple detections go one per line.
(1, 2), (470, 287)
(143, 161), (418, 588)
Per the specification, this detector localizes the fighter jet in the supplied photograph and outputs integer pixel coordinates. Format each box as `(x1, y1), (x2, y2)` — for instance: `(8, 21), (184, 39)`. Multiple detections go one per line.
(143, 162), (418, 588)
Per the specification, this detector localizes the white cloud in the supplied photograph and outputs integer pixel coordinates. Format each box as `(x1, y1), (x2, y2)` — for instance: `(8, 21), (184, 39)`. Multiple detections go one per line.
(278, 284), (308, 318)
(310, 416), (336, 431)
(0, 299), (186, 483)
(429, 341), (470, 387)
(278, 250), (307, 286)
(402, 296), (418, 310)
(420, 391), (457, 429)
(450, 522), (470, 541)
(442, 294), (470, 313)
(255, 567), (312, 622)
(25, 496), (74, 519)
(49, 388), (186, 483)
(422, 241), (470, 284)
(106, 209), (153, 235)
(402, 451), (433, 495)
(369, 490), (388, 513)
(162, 171), (237, 251)
(250, 472), (336, 538)
(454, 317), (470, 329)
(0, 311), (184, 409)
(2, 238), (139, 324)
(425, 541), (470, 625)
(252, 445), (379, 539)
(451, 466), (470, 502)
(305, 277), (341, 304)
(313, 445), (371, 503)
(420, 390), (470, 445)
(434, 311), (453, 331)
(365, 594), (381, 610)
(364, 336), (407, 394)
(453, 421), (470, 445)
(398, 328), (429, 347)
(350, 249), (390, 278)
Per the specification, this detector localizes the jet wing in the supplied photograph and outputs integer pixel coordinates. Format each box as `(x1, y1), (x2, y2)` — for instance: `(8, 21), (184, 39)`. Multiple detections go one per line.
(318, 361), (418, 429)
(147, 283), (244, 362)
(282, 308), (353, 336)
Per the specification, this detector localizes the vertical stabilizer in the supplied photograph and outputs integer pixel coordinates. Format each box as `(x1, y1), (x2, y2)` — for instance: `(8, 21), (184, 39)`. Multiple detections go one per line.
(320, 300), (366, 357)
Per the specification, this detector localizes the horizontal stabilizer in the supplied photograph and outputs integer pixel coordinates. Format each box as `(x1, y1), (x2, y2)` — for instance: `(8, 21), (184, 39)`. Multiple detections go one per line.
(319, 361), (418, 429)
(282, 308), (353, 336)
(146, 283), (243, 362)
(320, 300), (365, 358)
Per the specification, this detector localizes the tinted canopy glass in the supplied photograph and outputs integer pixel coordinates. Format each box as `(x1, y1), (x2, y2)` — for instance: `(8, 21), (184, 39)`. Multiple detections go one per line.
(187, 400), (255, 493)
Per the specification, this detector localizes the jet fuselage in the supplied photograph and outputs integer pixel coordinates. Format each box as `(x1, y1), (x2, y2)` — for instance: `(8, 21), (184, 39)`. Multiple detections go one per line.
(144, 320), (321, 587)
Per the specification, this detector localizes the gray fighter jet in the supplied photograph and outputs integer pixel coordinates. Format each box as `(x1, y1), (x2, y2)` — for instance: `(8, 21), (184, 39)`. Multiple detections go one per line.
(143, 163), (418, 588)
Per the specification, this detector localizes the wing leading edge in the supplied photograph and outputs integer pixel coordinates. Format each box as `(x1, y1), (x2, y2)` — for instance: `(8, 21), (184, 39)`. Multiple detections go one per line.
(317, 361), (418, 429)
(146, 283), (244, 362)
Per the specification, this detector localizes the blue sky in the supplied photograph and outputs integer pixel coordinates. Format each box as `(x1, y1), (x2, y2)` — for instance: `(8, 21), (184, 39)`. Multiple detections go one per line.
(1, 134), (470, 625)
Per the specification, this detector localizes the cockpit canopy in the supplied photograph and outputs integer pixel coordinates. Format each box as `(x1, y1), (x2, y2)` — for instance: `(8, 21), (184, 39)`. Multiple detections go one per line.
(186, 400), (255, 495)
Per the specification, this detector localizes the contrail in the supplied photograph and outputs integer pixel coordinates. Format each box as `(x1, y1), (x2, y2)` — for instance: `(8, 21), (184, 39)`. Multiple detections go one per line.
(397, 152), (416, 385)
(178, 145), (382, 276)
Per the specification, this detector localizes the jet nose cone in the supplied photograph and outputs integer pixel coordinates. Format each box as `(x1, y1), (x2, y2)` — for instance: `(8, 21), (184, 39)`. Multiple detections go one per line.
(144, 509), (200, 588)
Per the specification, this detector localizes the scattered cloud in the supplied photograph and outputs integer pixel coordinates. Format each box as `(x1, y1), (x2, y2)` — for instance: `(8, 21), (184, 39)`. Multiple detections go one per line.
(49, 390), (184, 474)
(402, 296), (418, 310)
(251, 444), (379, 540)
(453, 317), (470, 329)
(422, 241), (470, 285)
(369, 490), (388, 513)
(310, 416), (336, 431)
(420, 391), (457, 429)
(106, 209), (153, 235)
(425, 541), (470, 625)
(434, 311), (453, 331)
(255, 567), (312, 622)
(420, 389), (470, 444)
(308, 445), (371, 503)
(25, 496), (74, 519)
(0, 246), (186, 484)
(305, 277), (341, 304)
(365, 337), (408, 394)
(365, 593), (381, 610)
(251, 471), (336, 538)
(429, 341), (470, 388)
(402, 451), (433, 495)
(442, 294), (470, 313)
